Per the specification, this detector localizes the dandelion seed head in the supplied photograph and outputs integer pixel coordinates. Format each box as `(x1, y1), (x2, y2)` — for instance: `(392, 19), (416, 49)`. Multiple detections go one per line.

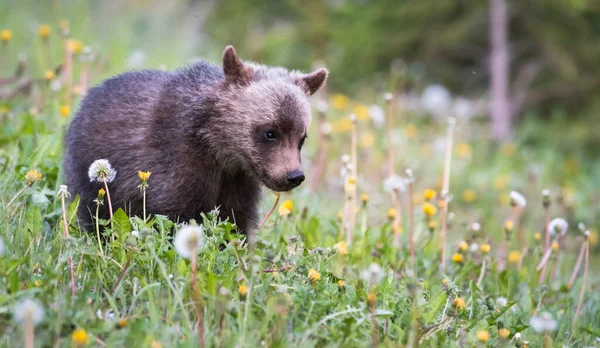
(173, 225), (206, 259)
(13, 298), (45, 325)
(496, 297), (508, 307)
(548, 218), (568, 237)
(369, 104), (385, 127)
(383, 175), (406, 193)
(509, 191), (527, 208)
(360, 263), (384, 285)
(88, 159), (116, 183)
(530, 312), (557, 332)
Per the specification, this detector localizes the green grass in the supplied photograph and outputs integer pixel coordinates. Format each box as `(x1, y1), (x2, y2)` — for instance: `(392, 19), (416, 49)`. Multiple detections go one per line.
(1, 10), (600, 348)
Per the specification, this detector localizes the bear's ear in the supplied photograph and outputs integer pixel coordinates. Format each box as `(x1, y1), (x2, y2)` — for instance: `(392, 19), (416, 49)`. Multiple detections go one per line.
(297, 68), (328, 96)
(222, 45), (252, 85)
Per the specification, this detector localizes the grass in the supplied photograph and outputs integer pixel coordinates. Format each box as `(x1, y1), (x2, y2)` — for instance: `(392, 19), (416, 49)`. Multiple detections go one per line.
(1, 13), (600, 348)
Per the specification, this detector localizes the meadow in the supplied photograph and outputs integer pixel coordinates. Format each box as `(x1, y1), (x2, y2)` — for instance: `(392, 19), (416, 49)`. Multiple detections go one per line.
(1, 14), (600, 348)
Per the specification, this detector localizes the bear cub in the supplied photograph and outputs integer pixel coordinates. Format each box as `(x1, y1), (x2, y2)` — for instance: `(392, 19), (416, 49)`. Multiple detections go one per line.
(63, 45), (328, 239)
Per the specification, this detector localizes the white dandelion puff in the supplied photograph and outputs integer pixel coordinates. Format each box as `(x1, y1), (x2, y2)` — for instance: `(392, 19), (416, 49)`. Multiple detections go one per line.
(509, 191), (527, 208)
(383, 175), (406, 193)
(369, 104), (385, 127)
(470, 222), (481, 232)
(496, 297), (508, 307)
(360, 263), (384, 285)
(530, 312), (557, 332)
(548, 218), (568, 237)
(174, 225), (206, 259)
(88, 159), (117, 183)
(13, 299), (45, 326)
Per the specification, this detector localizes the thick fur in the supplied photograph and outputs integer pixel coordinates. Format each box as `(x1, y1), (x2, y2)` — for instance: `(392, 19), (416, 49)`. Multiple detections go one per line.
(64, 46), (327, 238)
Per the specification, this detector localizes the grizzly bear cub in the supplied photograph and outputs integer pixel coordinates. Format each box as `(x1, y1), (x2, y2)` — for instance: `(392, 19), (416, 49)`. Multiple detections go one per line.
(64, 45), (328, 239)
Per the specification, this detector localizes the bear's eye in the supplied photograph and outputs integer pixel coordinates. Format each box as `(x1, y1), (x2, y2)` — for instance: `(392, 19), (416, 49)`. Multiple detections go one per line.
(264, 130), (278, 141)
(298, 134), (307, 150)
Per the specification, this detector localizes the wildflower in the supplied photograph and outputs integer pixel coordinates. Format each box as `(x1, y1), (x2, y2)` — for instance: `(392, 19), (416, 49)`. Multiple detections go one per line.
(496, 297), (508, 307)
(337, 280), (345, 288)
(369, 105), (385, 127)
(238, 285), (249, 297)
(459, 241), (468, 252)
(173, 225), (206, 259)
(422, 202), (437, 217)
(353, 104), (370, 120)
(462, 189), (477, 203)
(423, 189), (437, 201)
(344, 176), (357, 194)
(13, 299), (45, 325)
(97, 188), (105, 200)
(0, 236), (4, 256)
(38, 24), (51, 39)
(542, 189), (551, 208)
(420, 84), (452, 117)
(25, 169), (43, 186)
(359, 132), (375, 148)
(44, 69), (55, 80)
(476, 330), (489, 343)
(360, 263), (384, 285)
(452, 253), (464, 264)
(548, 218), (568, 237)
(330, 94), (349, 109)
(442, 278), (449, 286)
(308, 269), (320, 283)
(480, 244), (491, 254)
(453, 297), (466, 310)
(334, 241), (348, 255)
(529, 312), (557, 332)
(72, 328), (88, 345)
(498, 328), (510, 339)
(138, 171), (151, 182)
(509, 191), (527, 208)
(278, 200), (293, 216)
(387, 208), (397, 219)
(507, 250), (521, 263)
(88, 159), (117, 183)
(534, 232), (541, 241)
(60, 105), (70, 117)
(384, 175), (406, 193)
(367, 293), (377, 307)
(504, 220), (514, 232)
(470, 222), (481, 232)
(428, 220), (437, 230)
(456, 143), (472, 158)
(360, 193), (369, 205)
(1, 29), (12, 42)
(469, 243), (479, 252)
(117, 318), (128, 328)
(551, 242), (559, 251)
(68, 39), (83, 55)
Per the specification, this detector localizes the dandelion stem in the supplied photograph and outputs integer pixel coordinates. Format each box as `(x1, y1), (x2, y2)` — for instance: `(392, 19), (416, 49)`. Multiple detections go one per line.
(347, 116), (358, 245)
(142, 186), (147, 222)
(258, 193), (280, 229)
(111, 255), (132, 295)
(539, 207), (550, 283)
(6, 185), (28, 208)
(408, 180), (415, 266)
(477, 258), (487, 287)
(571, 240), (589, 332)
(24, 318), (34, 348)
(191, 250), (205, 348)
(95, 204), (104, 256)
(568, 241), (586, 288)
(103, 181), (114, 232)
(60, 190), (76, 297)
(440, 118), (456, 273)
(551, 235), (563, 282)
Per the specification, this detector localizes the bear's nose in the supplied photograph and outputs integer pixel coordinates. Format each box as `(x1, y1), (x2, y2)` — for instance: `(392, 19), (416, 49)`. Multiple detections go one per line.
(286, 170), (305, 186)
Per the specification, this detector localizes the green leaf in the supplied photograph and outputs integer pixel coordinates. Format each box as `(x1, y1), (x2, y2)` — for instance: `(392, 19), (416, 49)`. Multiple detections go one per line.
(112, 208), (131, 242)
(25, 206), (43, 237)
(177, 259), (188, 276)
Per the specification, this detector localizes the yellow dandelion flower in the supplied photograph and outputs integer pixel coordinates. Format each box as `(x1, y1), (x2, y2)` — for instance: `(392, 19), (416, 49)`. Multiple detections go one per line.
(72, 329), (88, 345)
(507, 250), (521, 263)
(437, 199), (447, 208)
(456, 143), (472, 158)
(452, 253), (464, 264)
(337, 279), (345, 288)
(68, 39), (83, 55)
(138, 171), (151, 182)
(387, 208), (397, 219)
(452, 297), (466, 310)
(504, 220), (514, 232)
(60, 105), (70, 117)
(534, 232), (541, 241)
(335, 241), (348, 255)
(59, 20), (69, 30)
(589, 230), (598, 246)
(462, 189), (477, 203)
(117, 318), (128, 328)
(442, 278), (449, 286)
(25, 169), (43, 186)
(428, 220), (437, 230)
(360, 193), (369, 204)
(424, 189), (437, 201)
(551, 242), (559, 251)
(0, 106), (8, 113)
(480, 244), (491, 254)
(330, 94), (350, 110)
(367, 293), (377, 307)
(38, 24), (51, 39)
(353, 104), (370, 120)
(359, 132), (375, 148)
(44, 69), (55, 80)
(498, 328), (510, 339)
(34, 279), (42, 287)
(308, 268), (320, 283)
(238, 285), (248, 297)
(422, 202), (437, 217)
(501, 143), (516, 157)
(459, 241), (468, 252)
(151, 341), (162, 348)
(476, 330), (489, 343)
(330, 117), (353, 133)
(98, 188), (105, 197)
(392, 223), (403, 234)
(278, 200), (293, 217)
(1, 29), (12, 42)
(344, 176), (357, 194)
(403, 124), (417, 139)
(337, 211), (343, 220)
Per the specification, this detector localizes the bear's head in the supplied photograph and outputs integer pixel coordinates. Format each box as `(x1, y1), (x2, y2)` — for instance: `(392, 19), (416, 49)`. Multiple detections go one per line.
(214, 45), (328, 192)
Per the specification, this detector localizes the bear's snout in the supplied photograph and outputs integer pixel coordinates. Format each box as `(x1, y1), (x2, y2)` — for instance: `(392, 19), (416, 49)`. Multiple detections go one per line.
(286, 170), (305, 187)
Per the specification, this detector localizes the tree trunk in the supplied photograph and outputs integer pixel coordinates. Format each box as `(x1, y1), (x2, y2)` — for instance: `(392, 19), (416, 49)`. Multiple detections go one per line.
(490, 0), (511, 141)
